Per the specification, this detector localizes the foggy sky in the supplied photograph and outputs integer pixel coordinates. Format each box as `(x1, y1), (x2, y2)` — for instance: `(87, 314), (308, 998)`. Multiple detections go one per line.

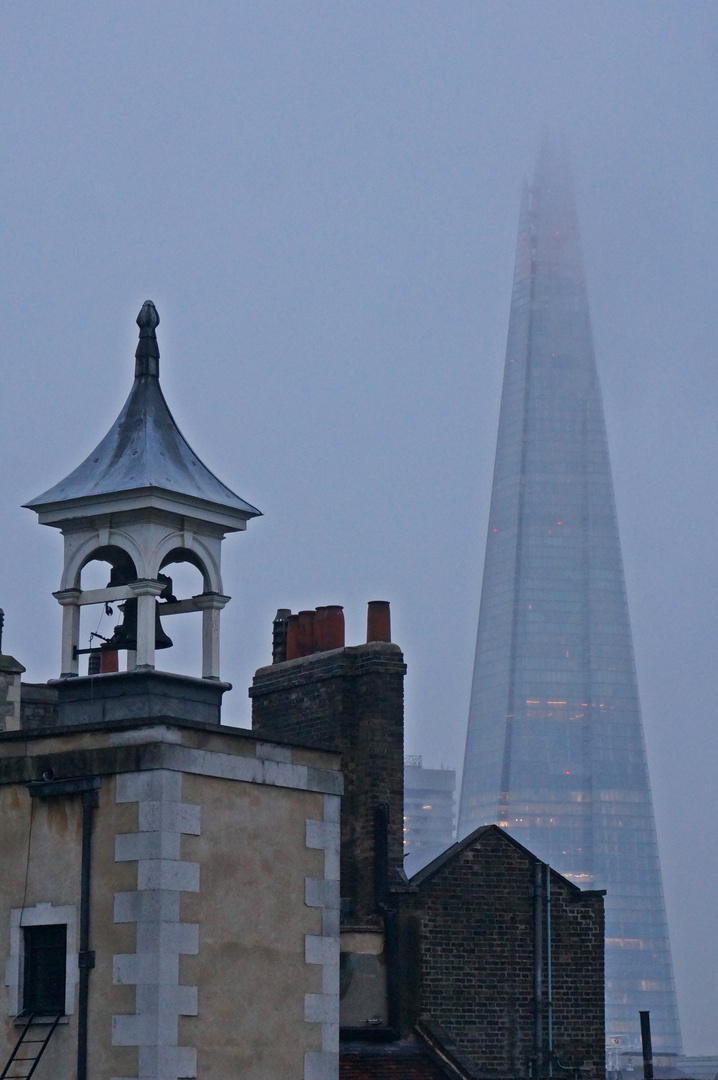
(0, 1), (716, 1053)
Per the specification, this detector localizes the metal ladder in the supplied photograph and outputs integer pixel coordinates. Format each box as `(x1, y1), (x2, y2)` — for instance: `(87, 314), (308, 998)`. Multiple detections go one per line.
(0, 1014), (62, 1079)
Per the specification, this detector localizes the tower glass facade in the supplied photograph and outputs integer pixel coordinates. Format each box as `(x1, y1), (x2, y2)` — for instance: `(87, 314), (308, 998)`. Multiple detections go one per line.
(458, 143), (681, 1053)
(403, 756), (456, 873)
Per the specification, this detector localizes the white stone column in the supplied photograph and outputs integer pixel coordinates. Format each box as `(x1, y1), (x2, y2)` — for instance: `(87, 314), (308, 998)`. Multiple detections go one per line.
(193, 593), (230, 680)
(129, 580), (166, 671)
(53, 588), (82, 677)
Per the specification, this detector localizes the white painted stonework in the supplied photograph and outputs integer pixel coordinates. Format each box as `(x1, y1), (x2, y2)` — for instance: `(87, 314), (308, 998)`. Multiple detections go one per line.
(113, 738), (342, 796)
(52, 516), (230, 678)
(5, 902), (77, 1018)
(303, 793), (341, 1080)
(113, 770), (200, 1080)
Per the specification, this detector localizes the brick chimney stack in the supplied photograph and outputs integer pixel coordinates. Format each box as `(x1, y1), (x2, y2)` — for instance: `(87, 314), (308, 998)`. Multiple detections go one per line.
(250, 601), (405, 926)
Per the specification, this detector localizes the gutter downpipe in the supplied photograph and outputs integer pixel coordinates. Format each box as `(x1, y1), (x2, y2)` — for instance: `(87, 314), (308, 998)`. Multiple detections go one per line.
(534, 861), (544, 1076)
(374, 803), (400, 1034)
(27, 775), (100, 1080)
(546, 865), (553, 1077)
(77, 784), (100, 1080)
(639, 1011), (654, 1080)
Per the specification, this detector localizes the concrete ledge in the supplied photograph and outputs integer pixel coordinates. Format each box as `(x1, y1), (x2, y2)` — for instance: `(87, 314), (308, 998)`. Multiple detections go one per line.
(52, 670), (231, 727)
(0, 719), (341, 796)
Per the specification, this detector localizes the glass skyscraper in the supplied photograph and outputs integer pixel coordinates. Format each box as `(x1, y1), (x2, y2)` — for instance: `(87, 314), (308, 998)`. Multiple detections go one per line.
(458, 141), (681, 1054)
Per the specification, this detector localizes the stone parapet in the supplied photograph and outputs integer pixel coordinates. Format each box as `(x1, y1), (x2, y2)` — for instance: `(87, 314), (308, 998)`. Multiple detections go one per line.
(0, 656), (25, 731)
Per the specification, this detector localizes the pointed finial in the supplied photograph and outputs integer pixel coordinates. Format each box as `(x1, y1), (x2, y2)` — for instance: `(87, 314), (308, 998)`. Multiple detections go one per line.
(135, 300), (160, 378)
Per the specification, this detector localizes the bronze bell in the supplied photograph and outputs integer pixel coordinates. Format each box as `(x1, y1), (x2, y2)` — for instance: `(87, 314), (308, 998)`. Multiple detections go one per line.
(106, 598), (173, 652)
(104, 572), (175, 652)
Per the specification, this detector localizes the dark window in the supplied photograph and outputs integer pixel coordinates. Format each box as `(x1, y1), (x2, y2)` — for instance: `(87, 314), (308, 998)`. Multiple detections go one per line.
(23, 925), (66, 1015)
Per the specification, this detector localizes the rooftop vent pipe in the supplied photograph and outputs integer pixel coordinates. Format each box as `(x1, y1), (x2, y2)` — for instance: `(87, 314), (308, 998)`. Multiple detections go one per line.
(272, 609), (291, 664)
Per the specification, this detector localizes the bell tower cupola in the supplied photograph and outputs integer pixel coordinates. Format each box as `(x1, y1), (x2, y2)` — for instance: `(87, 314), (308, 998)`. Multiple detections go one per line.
(25, 302), (260, 723)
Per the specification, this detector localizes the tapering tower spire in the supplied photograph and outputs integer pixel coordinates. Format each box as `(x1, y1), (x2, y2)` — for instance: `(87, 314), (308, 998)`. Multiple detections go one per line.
(459, 142), (682, 1055)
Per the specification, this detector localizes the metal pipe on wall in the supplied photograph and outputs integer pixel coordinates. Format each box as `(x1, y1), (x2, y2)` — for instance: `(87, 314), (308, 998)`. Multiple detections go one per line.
(546, 864), (553, 1076)
(27, 775), (101, 1080)
(77, 784), (100, 1080)
(533, 861), (544, 1072)
(373, 803), (400, 1034)
(640, 1011), (654, 1080)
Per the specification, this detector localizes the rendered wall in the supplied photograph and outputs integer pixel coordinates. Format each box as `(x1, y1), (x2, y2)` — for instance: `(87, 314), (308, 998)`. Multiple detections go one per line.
(0, 719), (342, 1080)
(180, 773), (327, 1079)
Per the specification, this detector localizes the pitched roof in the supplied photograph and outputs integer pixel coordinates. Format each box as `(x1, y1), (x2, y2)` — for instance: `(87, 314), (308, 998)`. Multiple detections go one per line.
(26, 302), (260, 521)
(408, 823), (603, 896)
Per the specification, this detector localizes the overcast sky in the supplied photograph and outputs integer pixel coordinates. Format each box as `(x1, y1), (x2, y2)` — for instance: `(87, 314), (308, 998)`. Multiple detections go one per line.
(0, 1), (716, 1054)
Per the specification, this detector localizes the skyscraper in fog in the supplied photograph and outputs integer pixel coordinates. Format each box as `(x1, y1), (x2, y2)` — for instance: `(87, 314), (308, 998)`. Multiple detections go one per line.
(403, 756), (456, 867)
(458, 142), (681, 1053)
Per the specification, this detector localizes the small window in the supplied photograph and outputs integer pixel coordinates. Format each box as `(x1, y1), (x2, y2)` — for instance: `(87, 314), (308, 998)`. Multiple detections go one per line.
(23, 925), (67, 1015)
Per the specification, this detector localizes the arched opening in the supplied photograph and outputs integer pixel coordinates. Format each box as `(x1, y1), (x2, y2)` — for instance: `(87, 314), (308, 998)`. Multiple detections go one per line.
(78, 547), (140, 674)
(79, 546), (138, 589)
(159, 548), (210, 592)
(155, 550), (207, 677)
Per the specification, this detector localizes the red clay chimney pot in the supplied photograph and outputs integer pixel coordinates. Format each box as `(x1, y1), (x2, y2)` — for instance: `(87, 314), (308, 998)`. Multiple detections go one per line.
(314, 607), (329, 651)
(297, 610), (316, 657)
(366, 600), (391, 643)
(323, 605), (345, 650)
(286, 614), (300, 660)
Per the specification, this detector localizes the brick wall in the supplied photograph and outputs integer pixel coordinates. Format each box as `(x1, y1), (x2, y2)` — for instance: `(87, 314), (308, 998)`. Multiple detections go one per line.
(410, 825), (605, 1080)
(548, 862), (605, 1074)
(250, 642), (406, 924)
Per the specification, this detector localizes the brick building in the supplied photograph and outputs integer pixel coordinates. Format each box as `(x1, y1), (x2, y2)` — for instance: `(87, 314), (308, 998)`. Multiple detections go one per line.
(252, 604), (606, 1079)
(410, 828), (605, 1076)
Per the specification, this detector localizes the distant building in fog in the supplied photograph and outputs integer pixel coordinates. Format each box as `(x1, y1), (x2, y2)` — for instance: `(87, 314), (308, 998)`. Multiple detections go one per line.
(458, 139), (682, 1056)
(404, 756), (456, 861)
